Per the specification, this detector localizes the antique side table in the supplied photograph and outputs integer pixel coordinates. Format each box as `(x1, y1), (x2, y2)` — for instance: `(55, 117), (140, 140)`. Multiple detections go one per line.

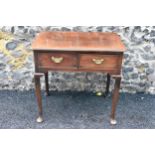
(32, 31), (126, 125)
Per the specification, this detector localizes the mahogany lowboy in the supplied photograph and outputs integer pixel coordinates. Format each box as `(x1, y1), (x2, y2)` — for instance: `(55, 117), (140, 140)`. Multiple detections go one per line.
(32, 31), (126, 124)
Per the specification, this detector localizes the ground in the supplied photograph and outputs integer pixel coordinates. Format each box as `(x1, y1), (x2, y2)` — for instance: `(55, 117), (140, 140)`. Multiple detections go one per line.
(0, 90), (155, 129)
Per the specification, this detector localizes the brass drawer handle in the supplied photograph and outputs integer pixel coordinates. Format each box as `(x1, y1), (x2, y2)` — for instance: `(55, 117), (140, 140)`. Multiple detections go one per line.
(51, 56), (64, 63)
(92, 58), (104, 65)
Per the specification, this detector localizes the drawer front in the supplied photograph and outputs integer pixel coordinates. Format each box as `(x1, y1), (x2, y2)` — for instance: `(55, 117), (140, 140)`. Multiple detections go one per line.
(79, 54), (121, 71)
(38, 53), (77, 69)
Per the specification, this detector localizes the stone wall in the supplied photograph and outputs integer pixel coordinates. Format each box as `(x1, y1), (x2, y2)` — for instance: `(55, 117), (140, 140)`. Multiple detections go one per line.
(0, 26), (155, 94)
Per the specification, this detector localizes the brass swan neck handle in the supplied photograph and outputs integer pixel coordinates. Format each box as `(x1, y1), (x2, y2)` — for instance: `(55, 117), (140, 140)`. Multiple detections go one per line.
(92, 58), (104, 65)
(51, 56), (64, 63)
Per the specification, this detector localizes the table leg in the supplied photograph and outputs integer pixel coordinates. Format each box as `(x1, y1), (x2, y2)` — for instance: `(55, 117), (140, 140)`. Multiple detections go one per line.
(110, 75), (121, 125)
(34, 73), (44, 123)
(105, 73), (111, 96)
(44, 72), (50, 96)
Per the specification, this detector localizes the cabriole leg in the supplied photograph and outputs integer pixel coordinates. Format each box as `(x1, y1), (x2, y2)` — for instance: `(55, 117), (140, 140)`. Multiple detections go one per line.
(110, 75), (121, 125)
(34, 73), (44, 123)
(44, 72), (50, 96)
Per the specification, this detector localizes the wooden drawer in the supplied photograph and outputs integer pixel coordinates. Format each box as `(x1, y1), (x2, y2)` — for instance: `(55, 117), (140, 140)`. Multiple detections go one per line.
(38, 53), (77, 69)
(79, 54), (121, 71)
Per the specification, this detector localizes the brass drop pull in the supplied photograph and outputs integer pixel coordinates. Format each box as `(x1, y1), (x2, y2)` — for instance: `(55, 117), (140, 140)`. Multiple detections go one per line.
(92, 58), (104, 65)
(51, 56), (64, 63)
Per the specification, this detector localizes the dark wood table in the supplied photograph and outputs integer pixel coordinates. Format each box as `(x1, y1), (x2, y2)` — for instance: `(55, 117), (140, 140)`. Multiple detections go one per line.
(32, 31), (126, 125)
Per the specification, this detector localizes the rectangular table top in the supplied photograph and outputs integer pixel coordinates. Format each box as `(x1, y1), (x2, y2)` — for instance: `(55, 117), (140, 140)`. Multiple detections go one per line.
(32, 31), (126, 52)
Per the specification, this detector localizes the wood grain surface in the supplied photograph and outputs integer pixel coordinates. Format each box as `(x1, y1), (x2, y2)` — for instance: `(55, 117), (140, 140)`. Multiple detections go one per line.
(32, 31), (126, 52)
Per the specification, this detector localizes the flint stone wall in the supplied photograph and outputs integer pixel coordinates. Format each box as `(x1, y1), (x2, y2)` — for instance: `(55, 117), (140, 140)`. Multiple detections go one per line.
(0, 26), (155, 94)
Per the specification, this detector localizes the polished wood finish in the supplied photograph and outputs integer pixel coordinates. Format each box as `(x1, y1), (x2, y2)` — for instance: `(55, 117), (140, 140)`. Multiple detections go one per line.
(111, 76), (121, 124)
(38, 52), (77, 69)
(79, 54), (121, 70)
(34, 73), (43, 120)
(32, 32), (126, 52)
(44, 72), (49, 96)
(32, 31), (126, 124)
